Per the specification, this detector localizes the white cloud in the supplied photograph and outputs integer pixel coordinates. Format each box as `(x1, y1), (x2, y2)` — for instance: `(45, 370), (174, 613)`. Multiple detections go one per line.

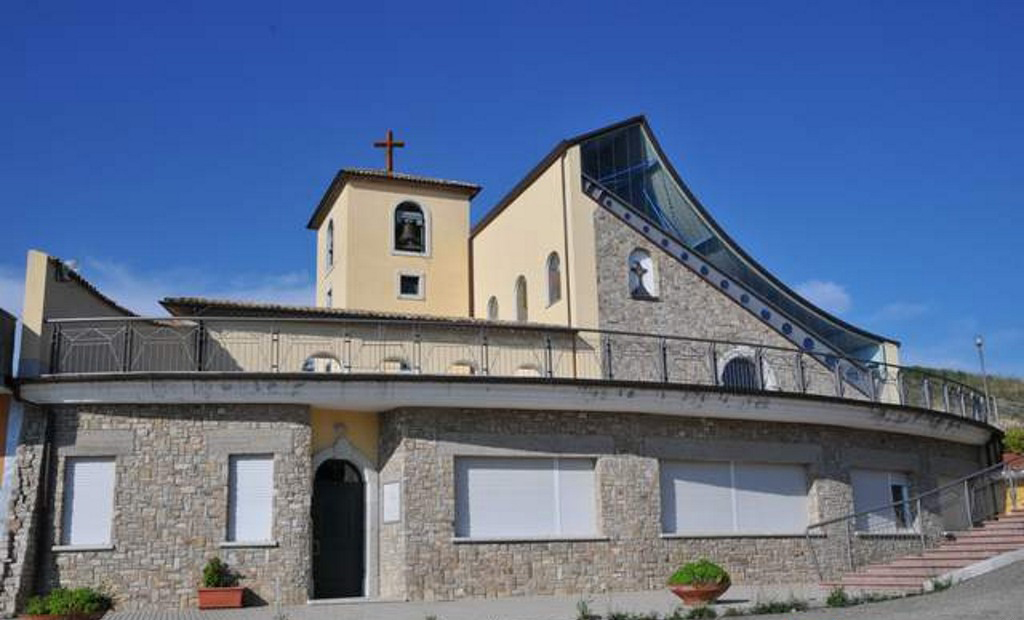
(871, 302), (930, 323)
(794, 280), (851, 315)
(0, 265), (24, 319)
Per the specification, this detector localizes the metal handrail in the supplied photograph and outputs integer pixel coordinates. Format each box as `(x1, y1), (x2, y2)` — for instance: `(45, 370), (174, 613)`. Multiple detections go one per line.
(804, 454), (1021, 580)
(41, 315), (988, 400)
(807, 454), (1024, 532)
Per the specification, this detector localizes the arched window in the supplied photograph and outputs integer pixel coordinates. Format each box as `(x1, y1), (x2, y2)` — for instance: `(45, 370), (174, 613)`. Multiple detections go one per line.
(326, 219), (334, 267)
(628, 248), (657, 299)
(486, 296), (499, 320)
(546, 252), (562, 305)
(394, 202), (426, 254)
(302, 353), (343, 373)
(448, 361), (476, 375)
(514, 276), (528, 322)
(721, 356), (759, 390)
(515, 364), (542, 377)
(380, 357), (411, 373)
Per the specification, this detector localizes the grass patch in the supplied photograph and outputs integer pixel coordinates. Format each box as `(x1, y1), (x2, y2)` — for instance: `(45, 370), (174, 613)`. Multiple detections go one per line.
(747, 597), (810, 615)
(931, 578), (954, 592)
(683, 605), (718, 619)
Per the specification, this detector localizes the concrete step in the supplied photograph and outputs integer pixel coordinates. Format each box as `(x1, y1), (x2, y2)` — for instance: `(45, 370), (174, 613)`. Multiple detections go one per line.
(884, 557), (977, 568)
(936, 542), (1023, 551)
(942, 534), (1024, 544)
(837, 576), (925, 588)
(918, 550), (996, 560)
(969, 520), (1024, 529)
(859, 566), (948, 578)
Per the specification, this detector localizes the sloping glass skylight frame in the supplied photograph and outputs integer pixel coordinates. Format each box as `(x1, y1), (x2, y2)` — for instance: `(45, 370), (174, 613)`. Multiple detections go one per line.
(579, 122), (884, 360)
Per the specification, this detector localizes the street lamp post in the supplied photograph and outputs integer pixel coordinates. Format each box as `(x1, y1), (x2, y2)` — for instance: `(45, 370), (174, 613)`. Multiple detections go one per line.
(975, 335), (994, 422)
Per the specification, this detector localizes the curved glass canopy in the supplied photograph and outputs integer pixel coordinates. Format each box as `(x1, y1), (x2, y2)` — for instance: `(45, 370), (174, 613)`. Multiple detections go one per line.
(580, 122), (885, 361)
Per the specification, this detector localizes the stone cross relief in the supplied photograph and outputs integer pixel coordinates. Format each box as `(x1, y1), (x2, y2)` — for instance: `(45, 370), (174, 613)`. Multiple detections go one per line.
(630, 259), (651, 298)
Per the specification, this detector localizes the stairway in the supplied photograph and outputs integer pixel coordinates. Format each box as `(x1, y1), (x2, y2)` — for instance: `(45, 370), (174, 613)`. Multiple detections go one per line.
(828, 509), (1024, 592)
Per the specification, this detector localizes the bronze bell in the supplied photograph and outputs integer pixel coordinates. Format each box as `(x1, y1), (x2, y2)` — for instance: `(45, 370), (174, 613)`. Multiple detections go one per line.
(398, 219), (421, 249)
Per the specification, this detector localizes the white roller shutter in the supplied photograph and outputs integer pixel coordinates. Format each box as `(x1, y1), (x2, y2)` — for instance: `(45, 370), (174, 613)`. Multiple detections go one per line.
(851, 469), (910, 532)
(660, 461), (732, 534)
(734, 463), (808, 533)
(455, 457), (596, 538)
(61, 457), (115, 546)
(556, 458), (597, 536)
(661, 461), (809, 534)
(228, 455), (274, 542)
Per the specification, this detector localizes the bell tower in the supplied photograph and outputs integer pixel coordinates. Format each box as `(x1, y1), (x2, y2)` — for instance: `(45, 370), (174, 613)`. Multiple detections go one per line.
(306, 158), (480, 318)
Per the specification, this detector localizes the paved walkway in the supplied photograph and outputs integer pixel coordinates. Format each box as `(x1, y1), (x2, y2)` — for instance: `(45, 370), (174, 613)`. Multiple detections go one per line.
(106, 562), (1024, 620)
(743, 561), (1024, 619)
(107, 584), (827, 620)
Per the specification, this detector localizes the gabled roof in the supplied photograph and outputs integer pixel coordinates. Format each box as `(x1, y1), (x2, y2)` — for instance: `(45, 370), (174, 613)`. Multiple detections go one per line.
(472, 115), (896, 350)
(49, 257), (137, 317)
(306, 168), (481, 230)
(471, 115), (646, 237)
(159, 296), (571, 333)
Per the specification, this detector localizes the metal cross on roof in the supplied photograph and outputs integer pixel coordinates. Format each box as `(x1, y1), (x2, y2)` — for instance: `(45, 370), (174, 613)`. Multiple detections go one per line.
(373, 129), (405, 175)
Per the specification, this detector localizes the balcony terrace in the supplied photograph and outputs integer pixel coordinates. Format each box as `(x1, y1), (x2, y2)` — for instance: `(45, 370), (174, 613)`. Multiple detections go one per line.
(34, 315), (991, 425)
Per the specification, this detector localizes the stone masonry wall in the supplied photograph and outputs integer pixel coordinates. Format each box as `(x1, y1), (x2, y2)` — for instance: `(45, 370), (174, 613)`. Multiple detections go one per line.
(385, 407), (981, 601)
(592, 208), (858, 400)
(0, 405), (49, 615)
(38, 404), (311, 611)
(378, 411), (406, 599)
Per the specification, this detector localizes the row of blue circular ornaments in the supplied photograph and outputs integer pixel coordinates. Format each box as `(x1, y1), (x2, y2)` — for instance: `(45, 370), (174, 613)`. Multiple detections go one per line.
(622, 209), (816, 352)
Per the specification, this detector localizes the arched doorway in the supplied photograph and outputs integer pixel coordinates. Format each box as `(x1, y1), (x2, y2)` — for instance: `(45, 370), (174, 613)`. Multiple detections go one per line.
(312, 459), (365, 598)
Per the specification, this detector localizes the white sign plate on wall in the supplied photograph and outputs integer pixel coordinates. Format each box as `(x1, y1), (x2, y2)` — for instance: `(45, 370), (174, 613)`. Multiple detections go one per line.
(382, 481), (401, 523)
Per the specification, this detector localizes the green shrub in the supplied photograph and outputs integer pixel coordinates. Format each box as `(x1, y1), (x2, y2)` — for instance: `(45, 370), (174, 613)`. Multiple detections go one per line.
(684, 605), (718, 619)
(667, 559), (731, 586)
(826, 587), (852, 607)
(1004, 427), (1024, 455)
(575, 598), (594, 620)
(931, 578), (953, 592)
(20, 587), (112, 615)
(720, 609), (744, 617)
(748, 597), (809, 614)
(201, 556), (239, 588)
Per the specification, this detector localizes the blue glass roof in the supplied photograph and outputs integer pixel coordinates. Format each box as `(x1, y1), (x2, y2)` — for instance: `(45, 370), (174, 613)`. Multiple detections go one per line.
(580, 121), (888, 359)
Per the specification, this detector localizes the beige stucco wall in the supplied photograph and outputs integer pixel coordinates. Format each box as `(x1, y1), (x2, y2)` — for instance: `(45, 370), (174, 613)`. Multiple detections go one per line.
(316, 189), (349, 309)
(315, 179), (470, 318)
(19, 250), (133, 377)
(310, 408), (379, 465)
(471, 146), (598, 329)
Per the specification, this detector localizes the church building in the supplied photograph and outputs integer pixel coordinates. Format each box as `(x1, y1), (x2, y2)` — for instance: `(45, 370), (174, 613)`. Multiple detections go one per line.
(1, 116), (999, 612)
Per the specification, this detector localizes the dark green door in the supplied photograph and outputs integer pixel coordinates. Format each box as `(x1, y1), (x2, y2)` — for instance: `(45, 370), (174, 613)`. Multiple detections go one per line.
(312, 460), (365, 598)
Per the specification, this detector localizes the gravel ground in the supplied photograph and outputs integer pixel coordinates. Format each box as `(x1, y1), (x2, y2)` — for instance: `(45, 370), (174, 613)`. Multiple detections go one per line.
(742, 561), (1024, 620)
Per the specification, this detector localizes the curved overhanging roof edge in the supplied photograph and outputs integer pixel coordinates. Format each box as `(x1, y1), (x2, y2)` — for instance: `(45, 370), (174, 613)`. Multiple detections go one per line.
(473, 116), (898, 356)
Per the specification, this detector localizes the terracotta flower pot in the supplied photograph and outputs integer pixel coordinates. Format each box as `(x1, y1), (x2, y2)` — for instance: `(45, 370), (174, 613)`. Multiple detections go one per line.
(197, 586), (245, 609)
(669, 582), (730, 605)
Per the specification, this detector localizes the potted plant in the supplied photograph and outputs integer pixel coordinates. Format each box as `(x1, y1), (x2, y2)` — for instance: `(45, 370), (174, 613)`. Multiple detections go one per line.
(667, 559), (731, 605)
(21, 587), (112, 619)
(197, 557), (244, 609)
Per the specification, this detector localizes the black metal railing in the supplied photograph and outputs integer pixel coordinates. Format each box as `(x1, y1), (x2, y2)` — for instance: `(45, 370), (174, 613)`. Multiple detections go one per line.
(804, 455), (1022, 581)
(41, 316), (991, 422)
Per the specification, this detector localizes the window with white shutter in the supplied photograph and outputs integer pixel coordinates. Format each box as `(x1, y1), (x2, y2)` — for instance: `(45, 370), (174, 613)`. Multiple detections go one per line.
(227, 454), (275, 542)
(454, 457), (597, 539)
(851, 469), (913, 532)
(661, 461), (808, 535)
(61, 457), (116, 546)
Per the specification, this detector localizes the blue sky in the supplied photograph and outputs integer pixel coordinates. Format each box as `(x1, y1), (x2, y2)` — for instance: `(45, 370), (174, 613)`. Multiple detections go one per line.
(2, 0), (1022, 376)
